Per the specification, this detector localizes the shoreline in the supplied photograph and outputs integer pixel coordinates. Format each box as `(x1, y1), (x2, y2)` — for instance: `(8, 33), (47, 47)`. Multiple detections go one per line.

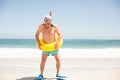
(0, 48), (120, 58)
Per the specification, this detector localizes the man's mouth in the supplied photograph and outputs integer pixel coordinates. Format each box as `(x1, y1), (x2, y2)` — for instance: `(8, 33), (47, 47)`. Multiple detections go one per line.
(47, 23), (50, 25)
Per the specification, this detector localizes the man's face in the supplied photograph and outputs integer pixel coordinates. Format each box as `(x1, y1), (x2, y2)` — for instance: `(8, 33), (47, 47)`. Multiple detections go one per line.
(44, 17), (52, 27)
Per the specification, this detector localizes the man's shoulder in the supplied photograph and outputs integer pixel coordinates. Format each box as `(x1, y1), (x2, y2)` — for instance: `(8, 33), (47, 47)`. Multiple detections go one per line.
(52, 24), (58, 28)
(40, 23), (45, 27)
(39, 23), (45, 28)
(37, 24), (45, 31)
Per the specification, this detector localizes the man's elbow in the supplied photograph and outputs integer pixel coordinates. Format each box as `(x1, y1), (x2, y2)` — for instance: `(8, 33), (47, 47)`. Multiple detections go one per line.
(35, 33), (38, 38)
(59, 35), (62, 39)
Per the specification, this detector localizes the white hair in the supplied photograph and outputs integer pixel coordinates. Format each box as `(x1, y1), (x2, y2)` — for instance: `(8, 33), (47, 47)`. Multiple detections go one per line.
(44, 15), (52, 22)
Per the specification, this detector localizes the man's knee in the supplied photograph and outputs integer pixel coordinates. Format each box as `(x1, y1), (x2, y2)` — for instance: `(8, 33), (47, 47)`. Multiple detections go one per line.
(41, 59), (46, 65)
(41, 54), (48, 65)
(54, 54), (61, 63)
(55, 58), (61, 64)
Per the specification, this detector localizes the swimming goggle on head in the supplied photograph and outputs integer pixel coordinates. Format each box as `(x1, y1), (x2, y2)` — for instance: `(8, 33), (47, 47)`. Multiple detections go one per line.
(44, 15), (52, 22)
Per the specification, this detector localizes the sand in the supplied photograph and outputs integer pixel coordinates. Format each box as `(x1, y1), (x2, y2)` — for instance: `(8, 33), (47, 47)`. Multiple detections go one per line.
(0, 57), (120, 80)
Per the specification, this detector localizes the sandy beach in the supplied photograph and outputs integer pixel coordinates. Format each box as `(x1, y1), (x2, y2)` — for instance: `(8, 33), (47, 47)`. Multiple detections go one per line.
(0, 57), (120, 80)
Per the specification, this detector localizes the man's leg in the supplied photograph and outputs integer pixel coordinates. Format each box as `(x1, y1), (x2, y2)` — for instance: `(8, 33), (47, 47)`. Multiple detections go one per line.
(54, 54), (61, 74)
(40, 54), (48, 75)
(54, 53), (67, 78)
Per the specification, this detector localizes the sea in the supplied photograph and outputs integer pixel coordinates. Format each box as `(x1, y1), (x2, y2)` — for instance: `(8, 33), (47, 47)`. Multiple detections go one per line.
(1, 39), (120, 48)
(0, 39), (120, 58)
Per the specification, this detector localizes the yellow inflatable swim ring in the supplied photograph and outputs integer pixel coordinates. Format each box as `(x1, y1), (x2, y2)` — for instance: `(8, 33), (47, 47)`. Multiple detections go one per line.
(36, 36), (63, 51)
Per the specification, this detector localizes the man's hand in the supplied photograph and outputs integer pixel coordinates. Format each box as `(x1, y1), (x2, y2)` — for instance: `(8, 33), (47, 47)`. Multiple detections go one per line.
(54, 42), (58, 49)
(38, 44), (42, 50)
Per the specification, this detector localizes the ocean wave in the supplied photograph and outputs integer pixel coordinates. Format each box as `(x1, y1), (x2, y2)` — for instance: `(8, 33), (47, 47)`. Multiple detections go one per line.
(0, 48), (120, 58)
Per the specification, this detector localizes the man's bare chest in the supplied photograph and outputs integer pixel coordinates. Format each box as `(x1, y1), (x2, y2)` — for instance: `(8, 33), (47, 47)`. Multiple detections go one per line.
(42, 28), (55, 35)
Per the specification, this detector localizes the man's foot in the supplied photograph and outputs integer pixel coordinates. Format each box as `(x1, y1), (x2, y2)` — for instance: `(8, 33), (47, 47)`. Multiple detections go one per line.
(56, 74), (67, 78)
(38, 74), (44, 78)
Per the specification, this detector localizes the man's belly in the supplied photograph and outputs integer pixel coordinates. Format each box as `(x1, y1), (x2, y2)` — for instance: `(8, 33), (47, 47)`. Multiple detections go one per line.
(42, 37), (56, 44)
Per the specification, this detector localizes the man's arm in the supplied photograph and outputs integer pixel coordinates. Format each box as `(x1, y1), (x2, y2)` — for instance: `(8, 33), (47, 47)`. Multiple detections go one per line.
(35, 25), (42, 49)
(54, 25), (62, 48)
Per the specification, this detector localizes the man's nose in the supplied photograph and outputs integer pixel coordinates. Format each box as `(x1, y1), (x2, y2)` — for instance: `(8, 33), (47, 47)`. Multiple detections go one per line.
(47, 21), (50, 23)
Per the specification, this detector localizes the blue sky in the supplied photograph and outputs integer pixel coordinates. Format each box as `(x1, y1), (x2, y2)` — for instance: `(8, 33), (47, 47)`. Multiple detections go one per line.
(0, 0), (120, 39)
